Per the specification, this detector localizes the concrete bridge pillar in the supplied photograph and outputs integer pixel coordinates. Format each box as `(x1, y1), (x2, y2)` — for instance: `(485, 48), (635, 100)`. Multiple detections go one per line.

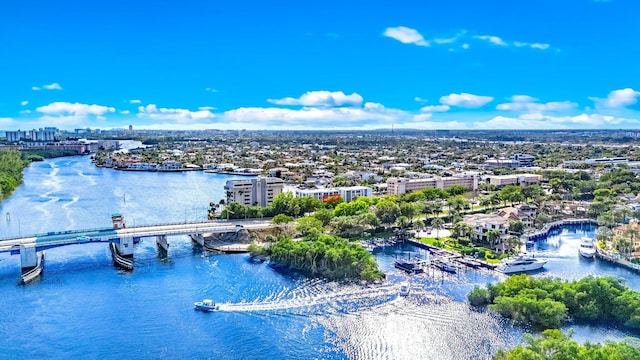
(156, 235), (169, 257)
(19, 245), (37, 270)
(190, 233), (204, 246)
(118, 237), (134, 257)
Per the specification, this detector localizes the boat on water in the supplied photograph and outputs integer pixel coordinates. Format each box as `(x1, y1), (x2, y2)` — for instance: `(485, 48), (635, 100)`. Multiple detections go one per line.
(194, 299), (219, 312)
(393, 259), (424, 274)
(399, 282), (411, 297)
(579, 237), (596, 258)
(497, 255), (547, 274)
(433, 259), (457, 273)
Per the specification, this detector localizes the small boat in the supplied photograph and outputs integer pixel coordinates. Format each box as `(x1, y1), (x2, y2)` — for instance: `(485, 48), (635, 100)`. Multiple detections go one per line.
(394, 259), (424, 274)
(194, 299), (219, 312)
(433, 259), (457, 273)
(578, 237), (596, 258)
(497, 255), (547, 274)
(399, 282), (411, 297)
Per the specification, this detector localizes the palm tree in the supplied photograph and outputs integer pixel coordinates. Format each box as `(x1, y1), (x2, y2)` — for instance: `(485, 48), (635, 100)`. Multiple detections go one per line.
(431, 217), (445, 239)
(486, 229), (502, 252)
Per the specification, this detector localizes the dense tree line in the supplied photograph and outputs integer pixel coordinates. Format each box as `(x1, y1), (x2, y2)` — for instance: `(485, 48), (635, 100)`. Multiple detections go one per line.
(469, 275), (640, 330)
(0, 150), (28, 199)
(494, 329), (640, 360)
(250, 230), (384, 281)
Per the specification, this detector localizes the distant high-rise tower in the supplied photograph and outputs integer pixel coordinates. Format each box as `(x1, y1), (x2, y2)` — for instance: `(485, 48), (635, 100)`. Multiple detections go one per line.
(128, 125), (133, 132)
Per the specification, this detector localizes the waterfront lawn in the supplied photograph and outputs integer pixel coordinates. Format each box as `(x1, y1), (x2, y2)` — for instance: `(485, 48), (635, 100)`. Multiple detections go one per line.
(417, 237), (502, 263)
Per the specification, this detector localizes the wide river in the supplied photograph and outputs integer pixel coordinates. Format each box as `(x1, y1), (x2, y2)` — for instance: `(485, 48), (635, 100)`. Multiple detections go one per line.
(1, 156), (639, 359)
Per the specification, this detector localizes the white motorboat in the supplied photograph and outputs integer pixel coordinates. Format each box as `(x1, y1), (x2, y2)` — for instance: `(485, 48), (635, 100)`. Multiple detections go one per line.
(497, 255), (547, 274)
(399, 282), (410, 297)
(194, 299), (219, 312)
(579, 237), (596, 258)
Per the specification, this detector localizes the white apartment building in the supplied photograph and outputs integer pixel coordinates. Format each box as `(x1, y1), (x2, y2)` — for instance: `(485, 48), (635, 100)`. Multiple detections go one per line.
(486, 174), (542, 187)
(225, 177), (284, 207)
(289, 186), (373, 203)
(386, 174), (478, 195)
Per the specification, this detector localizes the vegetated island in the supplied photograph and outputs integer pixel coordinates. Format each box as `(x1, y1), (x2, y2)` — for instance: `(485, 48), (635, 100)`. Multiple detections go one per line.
(469, 274), (640, 330)
(249, 228), (384, 282)
(494, 329), (640, 360)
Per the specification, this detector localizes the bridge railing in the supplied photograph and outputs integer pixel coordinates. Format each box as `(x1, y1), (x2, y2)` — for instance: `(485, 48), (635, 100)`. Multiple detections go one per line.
(0, 226), (116, 242)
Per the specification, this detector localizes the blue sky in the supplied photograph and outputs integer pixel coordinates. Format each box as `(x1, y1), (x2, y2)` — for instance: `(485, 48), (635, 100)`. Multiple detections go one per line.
(1, 0), (639, 131)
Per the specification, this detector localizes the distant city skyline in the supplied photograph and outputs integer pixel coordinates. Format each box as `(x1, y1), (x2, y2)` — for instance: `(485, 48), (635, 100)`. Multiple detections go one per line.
(1, 0), (639, 131)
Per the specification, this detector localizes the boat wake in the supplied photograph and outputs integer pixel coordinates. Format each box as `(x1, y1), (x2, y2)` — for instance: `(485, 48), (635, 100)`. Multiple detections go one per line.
(218, 281), (399, 314)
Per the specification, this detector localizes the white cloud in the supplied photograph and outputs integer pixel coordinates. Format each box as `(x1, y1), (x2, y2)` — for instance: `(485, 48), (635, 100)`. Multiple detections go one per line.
(383, 26), (430, 47)
(198, 106), (217, 111)
(434, 30), (467, 45)
(43, 83), (62, 90)
(222, 102), (406, 129)
(496, 95), (577, 112)
(475, 113), (634, 129)
(0, 118), (16, 126)
(420, 104), (450, 112)
(37, 102), (115, 115)
(19, 110), (32, 114)
(120, 110), (131, 115)
(440, 93), (494, 108)
(514, 41), (550, 50)
(414, 97), (428, 103)
(268, 90), (363, 107)
(129, 99), (142, 104)
(461, 43), (470, 49)
(473, 35), (508, 46)
(205, 87), (218, 93)
(137, 104), (216, 124)
(34, 102), (115, 127)
(32, 82), (63, 91)
(591, 88), (640, 108)
(20, 100), (28, 106)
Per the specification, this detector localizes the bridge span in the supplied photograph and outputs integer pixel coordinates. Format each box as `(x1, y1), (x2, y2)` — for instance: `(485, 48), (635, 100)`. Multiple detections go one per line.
(0, 213), (274, 282)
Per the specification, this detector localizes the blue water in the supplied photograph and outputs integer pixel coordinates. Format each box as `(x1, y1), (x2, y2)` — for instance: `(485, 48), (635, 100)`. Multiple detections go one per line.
(0, 156), (638, 359)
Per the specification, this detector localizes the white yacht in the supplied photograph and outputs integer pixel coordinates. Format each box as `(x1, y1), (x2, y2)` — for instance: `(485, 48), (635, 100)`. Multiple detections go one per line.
(497, 255), (547, 274)
(399, 282), (411, 297)
(579, 237), (596, 258)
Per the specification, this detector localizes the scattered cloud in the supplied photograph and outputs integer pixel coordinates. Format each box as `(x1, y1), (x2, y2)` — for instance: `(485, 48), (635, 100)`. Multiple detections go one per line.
(440, 93), (494, 108)
(120, 110), (131, 115)
(205, 87), (218, 93)
(129, 99), (142, 104)
(32, 82), (63, 91)
(268, 90), (364, 107)
(514, 41), (551, 50)
(19, 110), (32, 114)
(383, 26), (430, 47)
(496, 95), (577, 112)
(37, 102), (115, 115)
(420, 105), (450, 112)
(198, 106), (216, 111)
(414, 97), (428, 103)
(21, 100), (28, 106)
(473, 35), (550, 50)
(476, 113), (635, 129)
(473, 35), (508, 46)
(590, 88), (640, 108)
(137, 104), (216, 124)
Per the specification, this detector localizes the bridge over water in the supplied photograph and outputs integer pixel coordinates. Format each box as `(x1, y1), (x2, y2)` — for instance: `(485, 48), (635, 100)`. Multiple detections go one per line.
(0, 214), (273, 282)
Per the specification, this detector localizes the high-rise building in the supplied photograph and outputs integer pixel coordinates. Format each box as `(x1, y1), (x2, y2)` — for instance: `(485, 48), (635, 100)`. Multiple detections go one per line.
(224, 177), (284, 207)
